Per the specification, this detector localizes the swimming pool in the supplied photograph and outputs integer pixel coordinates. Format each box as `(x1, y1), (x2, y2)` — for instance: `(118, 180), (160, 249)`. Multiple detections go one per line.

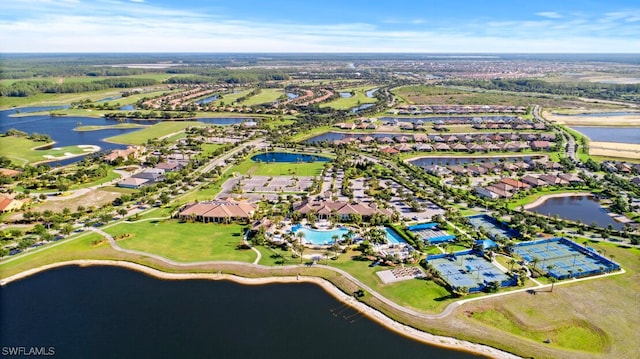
(291, 226), (349, 245)
(384, 227), (406, 244)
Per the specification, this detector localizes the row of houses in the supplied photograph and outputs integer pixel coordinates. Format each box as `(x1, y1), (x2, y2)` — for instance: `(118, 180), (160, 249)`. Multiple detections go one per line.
(333, 132), (555, 145)
(377, 140), (553, 155)
(476, 174), (584, 199)
(424, 158), (563, 177)
(391, 105), (528, 115)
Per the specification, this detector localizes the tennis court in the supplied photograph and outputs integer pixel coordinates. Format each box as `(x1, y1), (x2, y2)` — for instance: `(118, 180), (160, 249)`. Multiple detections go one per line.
(513, 238), (620, 279)
(408, 222), (456, 244)
(467, 214), (520, 239)
(426, 250), (515, 292)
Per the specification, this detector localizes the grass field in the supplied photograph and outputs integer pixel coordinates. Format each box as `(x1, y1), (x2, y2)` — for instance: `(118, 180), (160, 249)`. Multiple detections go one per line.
(0, 86), (172, 110)
(105, 220), (255, 263)
(392, 85), (592, 108)
(0, 136), (98, 165)
(320, 86), (378, 110)
(105, 121), (206, 144)
(231, 153), (329, 177)
(75, 124), (148, 131)
(213, 89), (254, 106)
(241, 89), (285, 106)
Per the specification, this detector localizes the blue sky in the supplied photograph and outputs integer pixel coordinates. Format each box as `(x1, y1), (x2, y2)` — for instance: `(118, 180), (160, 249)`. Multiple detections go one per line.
(2, 0), (639, 52)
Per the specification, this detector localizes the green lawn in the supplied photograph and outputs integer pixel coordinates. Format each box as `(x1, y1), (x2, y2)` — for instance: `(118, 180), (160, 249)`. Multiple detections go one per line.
(242, 89), (285, 106)
(330, 251), (457, 313)
(471, 309), (607, 352)
(0, 232), (112, 277)
(105, 220), (256, 263)
(0, 136), (97, 166)
(320, 86), (378, 110)
(0, 88), (152, 110)
(230, 152), (330, 177)
(105, 121), (206, 145)
(213, 89), (254, 106)
(75, 124), (148, 131)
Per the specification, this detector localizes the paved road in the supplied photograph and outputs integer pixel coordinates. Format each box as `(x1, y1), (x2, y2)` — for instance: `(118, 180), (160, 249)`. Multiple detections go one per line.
(534, 105), (577, 162)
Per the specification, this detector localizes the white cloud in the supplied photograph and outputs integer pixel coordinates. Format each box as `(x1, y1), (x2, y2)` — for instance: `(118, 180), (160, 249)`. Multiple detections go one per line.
(536, 12), (563, 19)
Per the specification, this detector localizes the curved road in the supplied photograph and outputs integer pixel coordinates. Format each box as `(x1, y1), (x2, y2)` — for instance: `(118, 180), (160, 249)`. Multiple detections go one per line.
(89, 225), (624, 321)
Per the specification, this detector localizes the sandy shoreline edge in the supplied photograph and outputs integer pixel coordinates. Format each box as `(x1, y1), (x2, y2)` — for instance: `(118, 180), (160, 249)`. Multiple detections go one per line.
(1, 259), (521, 359)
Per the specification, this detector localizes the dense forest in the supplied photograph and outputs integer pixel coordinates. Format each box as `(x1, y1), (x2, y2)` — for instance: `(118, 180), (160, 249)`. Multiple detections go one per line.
(0, 78), (159, 97)
(446, 78), (640, 103)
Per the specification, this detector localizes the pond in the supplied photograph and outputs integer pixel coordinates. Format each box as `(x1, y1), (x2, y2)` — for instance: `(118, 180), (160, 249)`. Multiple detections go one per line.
(351, 103), (374, 113)
(195, 95), (219, 105)
(286, 92), (299, 99)
(304, 132), (412, 144)
(339, 92), (353, 98)
(119, 104), (135, 111)
(554, 112), (640, 117)
(0, 265), (479, 359)
(366, 88), (379, 98)
(0, 107), (252, 166)
(529, 195), (628, 230)
(251, 152), (331, 163)
(409, 155), (536, 167)
(570, 126), (640, 144)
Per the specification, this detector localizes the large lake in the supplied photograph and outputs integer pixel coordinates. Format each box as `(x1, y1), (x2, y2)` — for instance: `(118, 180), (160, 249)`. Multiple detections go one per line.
(0, 266), (482, 359)
(570, 126), (640, 144)
(0, 107), (251, 166)
(530, 195), (628, 230)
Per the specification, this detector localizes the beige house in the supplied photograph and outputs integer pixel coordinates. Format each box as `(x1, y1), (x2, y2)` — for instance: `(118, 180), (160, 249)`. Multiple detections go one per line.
(179, 200), (257, 223)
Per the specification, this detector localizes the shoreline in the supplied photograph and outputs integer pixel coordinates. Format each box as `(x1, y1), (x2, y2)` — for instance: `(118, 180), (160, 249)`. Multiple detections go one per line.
(0, 259), (521, 359)
(522, 192), (593, 210)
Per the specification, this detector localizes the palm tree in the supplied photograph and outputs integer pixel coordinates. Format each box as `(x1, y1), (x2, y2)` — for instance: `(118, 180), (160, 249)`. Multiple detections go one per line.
(549, 277), (558, 292)
(530, 257), (540, 271)
(508, 258), (517, 272)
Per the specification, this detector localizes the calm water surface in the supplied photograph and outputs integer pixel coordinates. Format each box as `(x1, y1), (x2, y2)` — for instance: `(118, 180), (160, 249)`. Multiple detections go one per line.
(530, 195), (628, 230)
(570, 126), (640, 144)
(0, 266), (482, 359)
(0, 107), (251, 166)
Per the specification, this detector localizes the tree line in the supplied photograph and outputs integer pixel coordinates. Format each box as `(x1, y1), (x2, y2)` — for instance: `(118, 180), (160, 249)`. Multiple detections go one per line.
(446, 78), (640, 103)
(0, 78), (159, 97)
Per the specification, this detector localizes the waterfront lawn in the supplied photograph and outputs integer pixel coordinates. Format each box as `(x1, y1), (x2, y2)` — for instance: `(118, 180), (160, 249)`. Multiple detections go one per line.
(231, 156), (327, 177)
(106, 121), (206, 145)
(106, 220), (255, 263)
(0, 232), (113, 278)
(320, 86), (378, 110)
(0, 136), (95, 165)
(330, 251), (456, 313)
(75, 123), (148, 131)
(213, 89), (254, 106)
(241, 89), (284, 106)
